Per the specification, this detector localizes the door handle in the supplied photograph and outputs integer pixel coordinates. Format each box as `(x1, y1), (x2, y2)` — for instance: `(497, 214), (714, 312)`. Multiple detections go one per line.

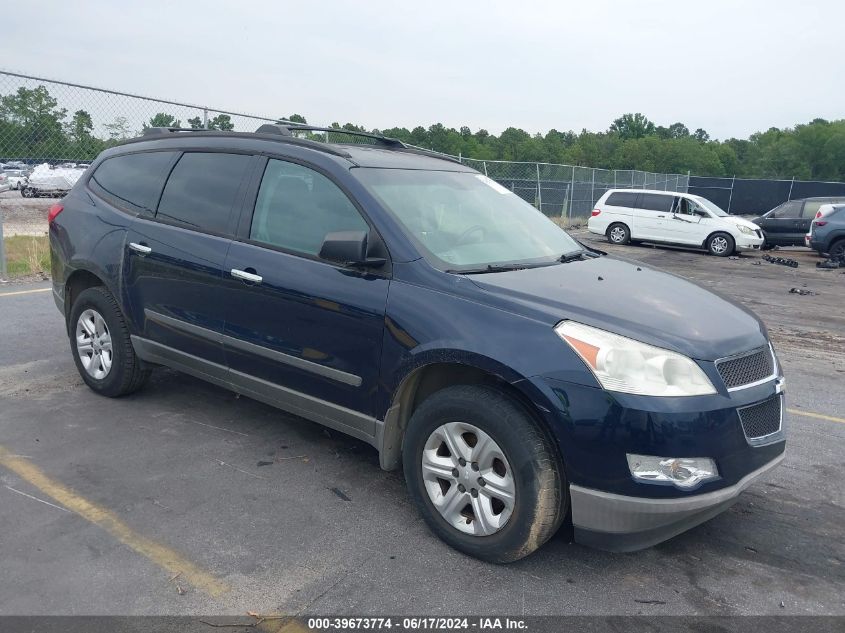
(231, 268), (263, 284)
(128, 242), (152, 255)
(657, 215), (665, 218)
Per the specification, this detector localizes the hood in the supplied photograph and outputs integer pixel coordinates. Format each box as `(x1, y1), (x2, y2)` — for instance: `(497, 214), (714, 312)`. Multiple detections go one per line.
(725, 216), (761, 231)
(467, 256), (767, 361)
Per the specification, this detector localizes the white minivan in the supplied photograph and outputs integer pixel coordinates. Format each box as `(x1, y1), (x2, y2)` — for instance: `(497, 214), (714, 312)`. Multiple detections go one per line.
(587, 189), (764, 256)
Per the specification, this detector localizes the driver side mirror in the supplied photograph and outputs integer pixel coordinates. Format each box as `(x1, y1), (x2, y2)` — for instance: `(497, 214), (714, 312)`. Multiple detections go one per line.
(319, 231), (386, 268)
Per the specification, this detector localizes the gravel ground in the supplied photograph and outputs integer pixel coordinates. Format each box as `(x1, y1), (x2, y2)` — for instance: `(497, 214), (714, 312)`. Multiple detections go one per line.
(0, 190), (56, 236)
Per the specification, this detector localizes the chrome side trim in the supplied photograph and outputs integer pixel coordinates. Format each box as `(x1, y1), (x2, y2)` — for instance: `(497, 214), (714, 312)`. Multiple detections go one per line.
(143, 309), (362, 387)
(130, 336), (380, 445)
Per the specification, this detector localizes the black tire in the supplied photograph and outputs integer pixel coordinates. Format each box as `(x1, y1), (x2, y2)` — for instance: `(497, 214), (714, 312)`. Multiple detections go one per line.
(606, 222), (631, 245)
(68, 286), (150, 397)
(403, 385), (565, 563)
(707, 232), (735, 257)
(829, 239), (845, 259)
(21, 186), (33, 198)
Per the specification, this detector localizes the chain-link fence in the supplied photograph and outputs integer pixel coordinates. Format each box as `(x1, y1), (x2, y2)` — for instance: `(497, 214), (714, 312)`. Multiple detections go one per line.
(459, 158), (688, 222)
(0, 69), (689, 277)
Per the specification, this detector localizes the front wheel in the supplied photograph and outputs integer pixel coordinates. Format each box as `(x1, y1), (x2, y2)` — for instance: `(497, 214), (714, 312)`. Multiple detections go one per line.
(403, 385), (566, 563)
(69, 286), (150, 397)
(707, 232), (735, 257)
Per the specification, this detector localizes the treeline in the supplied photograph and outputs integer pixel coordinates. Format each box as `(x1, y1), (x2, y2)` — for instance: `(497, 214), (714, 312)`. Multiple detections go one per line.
(2, 85), (844, 181)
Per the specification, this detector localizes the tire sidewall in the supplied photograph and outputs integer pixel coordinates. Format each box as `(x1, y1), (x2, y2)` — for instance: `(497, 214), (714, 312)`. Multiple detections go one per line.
(68, 287), (129, 396)
(708, 232), (734, 256)
(829, 240), (845, 259)
(403, 387), (562, 562)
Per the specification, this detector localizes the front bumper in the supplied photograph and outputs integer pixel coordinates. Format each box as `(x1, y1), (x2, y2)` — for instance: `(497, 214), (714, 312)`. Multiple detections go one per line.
(735, 233), (765, 251)
(571, 452), (784, 552)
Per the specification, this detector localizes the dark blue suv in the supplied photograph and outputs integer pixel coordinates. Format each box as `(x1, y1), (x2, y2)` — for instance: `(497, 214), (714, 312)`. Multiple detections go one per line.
(49, 125), (786, 562)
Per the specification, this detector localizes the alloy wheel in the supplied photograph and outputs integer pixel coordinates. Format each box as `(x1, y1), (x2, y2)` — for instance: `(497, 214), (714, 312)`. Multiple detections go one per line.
(711, 236), (729, 254)
(421, 422), (515, 536)
(75, 308), (114, 379)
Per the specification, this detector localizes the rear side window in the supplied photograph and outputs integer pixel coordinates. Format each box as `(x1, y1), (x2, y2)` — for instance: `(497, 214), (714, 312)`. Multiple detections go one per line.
(249, 159), (368, 257)
(637, 193), (673, 212)
(90, 151), (176, 213)
(156, 152), (251, 235)
(769, 200), (802, 219)
(605, 192), (637, 207)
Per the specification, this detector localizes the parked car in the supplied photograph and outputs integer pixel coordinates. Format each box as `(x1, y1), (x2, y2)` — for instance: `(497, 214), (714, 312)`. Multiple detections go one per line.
(50, 126), (786, 561)
(0, 172), (9, 194)
(754, 196), (845, 247)
(2, 166), (30, 190)
(806, 203), (845, 257)
(587, 189), (764, 256)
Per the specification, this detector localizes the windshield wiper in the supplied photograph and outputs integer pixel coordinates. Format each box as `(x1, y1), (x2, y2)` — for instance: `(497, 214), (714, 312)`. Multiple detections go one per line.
(446, 263), (536, 274)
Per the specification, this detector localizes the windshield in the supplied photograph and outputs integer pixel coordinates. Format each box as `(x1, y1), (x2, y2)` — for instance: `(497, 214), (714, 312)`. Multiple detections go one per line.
(354, 168), (582, 270)
(691, 195), (729, 217)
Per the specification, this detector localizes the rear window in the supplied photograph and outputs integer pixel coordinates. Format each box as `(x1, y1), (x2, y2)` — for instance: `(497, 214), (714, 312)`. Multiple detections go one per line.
(90, 151), (177, 212)
(605, 192), (637, 207)
(156, 152), (252, 235)
(636, 193), (674, 212)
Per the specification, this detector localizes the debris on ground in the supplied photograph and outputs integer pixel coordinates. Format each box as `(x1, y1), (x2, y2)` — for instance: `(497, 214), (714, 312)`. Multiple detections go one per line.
(763, 254), (799, 268)
(816, 253), (845, 269)
(729, 256), (740, 260)
(789, 288), (817, 296)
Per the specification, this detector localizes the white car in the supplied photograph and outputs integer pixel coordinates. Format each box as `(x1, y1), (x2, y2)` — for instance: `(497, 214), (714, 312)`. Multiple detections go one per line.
(587, 189), (764, 256)
(0, 172), (10, 194)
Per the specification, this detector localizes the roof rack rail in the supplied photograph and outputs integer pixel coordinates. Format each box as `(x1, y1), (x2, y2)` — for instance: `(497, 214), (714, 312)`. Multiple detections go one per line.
(142, 127), (214, 136)
(255, 123), (406, 147)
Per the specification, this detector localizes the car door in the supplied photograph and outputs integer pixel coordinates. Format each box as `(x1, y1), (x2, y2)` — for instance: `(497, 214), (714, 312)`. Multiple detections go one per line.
(663, 196), (710, 245)
(758, 200), (803, 246)
(220, 156), (390, 434)
(633, 192), (674, 241)
(123, 151), (256, 369)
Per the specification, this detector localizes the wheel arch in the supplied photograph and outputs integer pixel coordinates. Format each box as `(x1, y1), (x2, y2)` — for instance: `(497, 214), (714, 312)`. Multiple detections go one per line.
(702, 230), (735, 249)
(64, 269), (107, 328)
(378, 359), (564, 476)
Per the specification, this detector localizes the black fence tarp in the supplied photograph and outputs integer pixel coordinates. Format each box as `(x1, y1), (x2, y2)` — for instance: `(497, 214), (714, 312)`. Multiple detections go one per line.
(688, 176), (845, 215)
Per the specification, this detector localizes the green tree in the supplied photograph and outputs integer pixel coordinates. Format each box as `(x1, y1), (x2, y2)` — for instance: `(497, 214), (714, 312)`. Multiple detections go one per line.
(146, 112), (181, 128)
(103, 116), (134, 141)
(609, 113), (655, 140)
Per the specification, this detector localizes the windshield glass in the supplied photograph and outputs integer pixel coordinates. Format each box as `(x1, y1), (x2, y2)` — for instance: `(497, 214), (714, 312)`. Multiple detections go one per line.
(691, 195), (729, 217)
(354, 168), (582, 270)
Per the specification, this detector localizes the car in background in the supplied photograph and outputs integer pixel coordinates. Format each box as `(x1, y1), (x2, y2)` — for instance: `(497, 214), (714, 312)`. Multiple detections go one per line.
(0, 172), (10, 194)
(587, 189), (763, 256)
(806, 204), (845, 258)
(2, 165), (31, 190)
(754, 197), (845, 247)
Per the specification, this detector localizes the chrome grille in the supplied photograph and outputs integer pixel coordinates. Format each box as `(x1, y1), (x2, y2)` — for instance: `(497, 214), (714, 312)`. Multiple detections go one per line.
(716, 347), (774, 389)
(738, 395), (782, 440)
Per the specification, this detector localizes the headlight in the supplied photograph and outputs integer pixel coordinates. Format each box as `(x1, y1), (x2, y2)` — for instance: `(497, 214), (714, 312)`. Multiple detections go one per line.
(555, 321), (716, 396)
(737, 225), (754, 235)
(627, 454), (718, 489)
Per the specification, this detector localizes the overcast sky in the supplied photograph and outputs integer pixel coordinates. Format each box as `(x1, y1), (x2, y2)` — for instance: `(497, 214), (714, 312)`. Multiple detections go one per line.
(2, 0), (842, 140)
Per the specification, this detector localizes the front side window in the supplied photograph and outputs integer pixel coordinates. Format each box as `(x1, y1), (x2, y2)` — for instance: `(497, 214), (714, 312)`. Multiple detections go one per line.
(354, 169), (582, 270)
(156, 152), (252, 235)
(250, 159), (368, 256)
(90, 151), (177, 212)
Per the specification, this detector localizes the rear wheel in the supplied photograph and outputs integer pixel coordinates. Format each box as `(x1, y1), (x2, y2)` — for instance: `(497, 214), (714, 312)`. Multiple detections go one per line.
(829, 239), (845, 259)
(403, 385), (565, 563)
(607, 223), (631, 245)
(69, 287), (150, 397)
(707, 232), (735, 257)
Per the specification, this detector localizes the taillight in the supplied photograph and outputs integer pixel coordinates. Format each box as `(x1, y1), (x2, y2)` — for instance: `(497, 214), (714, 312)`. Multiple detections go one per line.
(814, 220), (827, 227)
(48, 203), (64, 224)
(591, 209), (601, 217)
(815, 211), (823, 218)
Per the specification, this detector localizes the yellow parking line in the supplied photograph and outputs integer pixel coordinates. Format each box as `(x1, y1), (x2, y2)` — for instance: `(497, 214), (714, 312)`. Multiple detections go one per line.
(787, 408), (845, 425)
(0, 445), (230, 597)
(0, 287), (51, 297)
